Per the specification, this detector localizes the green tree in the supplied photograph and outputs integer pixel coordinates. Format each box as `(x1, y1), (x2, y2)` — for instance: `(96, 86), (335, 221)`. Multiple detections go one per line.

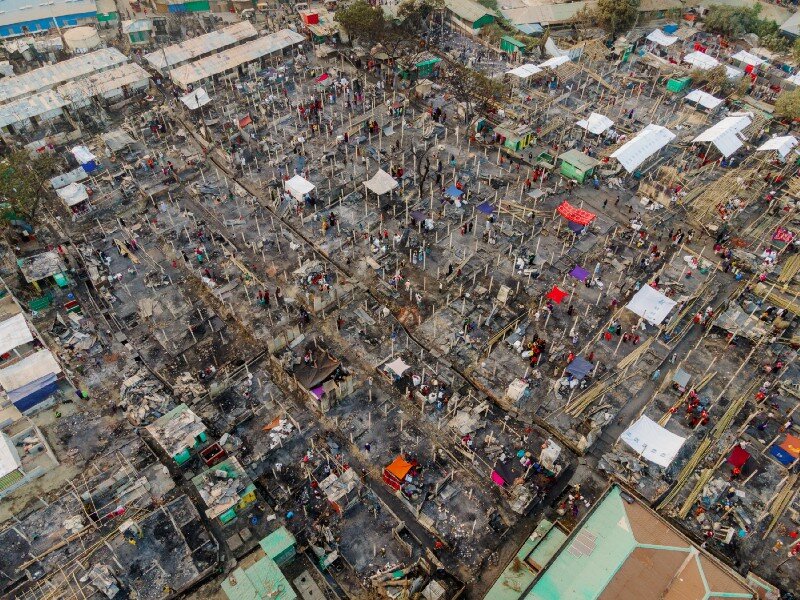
(0, 150), (59, 228)
(594, 0), (640, 38)
(792, 38), (800, 63)
(775, 88), (800, 120)
(442, 61), (505, 123)
(334, 0), (387, 44)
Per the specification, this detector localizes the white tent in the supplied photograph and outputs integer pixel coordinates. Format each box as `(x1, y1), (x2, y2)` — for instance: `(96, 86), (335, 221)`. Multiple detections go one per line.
(626, 284), (677, 325)
(50, 166), (88, 190)
(539, 55), (570, 69)
(731, 50), (765, 67)
(646, 29), (678, 46)
(364, 169), (399, 195)
(285, 175), (315, 201)
(56, 182), (89, 207)
(684, 89), (723, 110)
(683, 51), (718, 70)
(620, 415), (686, 468)
(0, 350), (61, 392)
(0, 313), (33, 356)
(71, 145), (96, 165)
(693, 112), (752, 158)
(506, 64), (542, 79)
(576, 113), (613, 135)
(683, 52), (743, 79)
(756, 135), (798, 158)
(180, 87), (211, 110)
(611, 124), (675, 173)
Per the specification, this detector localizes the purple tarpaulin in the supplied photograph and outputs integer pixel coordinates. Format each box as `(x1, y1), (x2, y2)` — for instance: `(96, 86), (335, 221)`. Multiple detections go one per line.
(311, 385), (325, 399)
(567, 220), (585, 233)
(569, 265), (590, 282)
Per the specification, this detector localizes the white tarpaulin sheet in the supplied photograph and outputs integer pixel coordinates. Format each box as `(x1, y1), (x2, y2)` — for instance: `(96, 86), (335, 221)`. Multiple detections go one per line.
(786, 73), (800, 86)
(685, 89), (722, 109)
(683, 51), (718, 70)
(626, 284), (677, 325)
(0, 313), (33, 356)
(285, 175), (315, 201)
(621, 415), (686, 467)
(693, 112), (752, 158)
(56, 182), (89, 207)
(180, 87), (211, 110)
(71, 145), (96, 164)
(611, 124), (675, 173)
(576, 112), (613, 135)
(647, 29), (678, 46)
(0, 350), (61, 392)
(385, 358), (411, 377)
(506, 64), (542, 79)
(731, 50), (765, 66)
(364, 169), (398, 195)
(539, 55), (570, 69)
(756, 135), (798, 158)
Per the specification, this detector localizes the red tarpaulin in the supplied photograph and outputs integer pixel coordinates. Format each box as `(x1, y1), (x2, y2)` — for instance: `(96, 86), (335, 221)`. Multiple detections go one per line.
(557, 201), (596, 226)
(546, 285), (568, 304)
(727, 445), (751, 468)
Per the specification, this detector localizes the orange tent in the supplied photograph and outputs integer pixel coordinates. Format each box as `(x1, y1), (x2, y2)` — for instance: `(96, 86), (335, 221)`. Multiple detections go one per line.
(383, 456), (414, 490)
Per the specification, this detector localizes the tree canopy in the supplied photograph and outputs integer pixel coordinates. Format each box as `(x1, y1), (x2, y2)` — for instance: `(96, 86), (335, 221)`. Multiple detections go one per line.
(0, 150), (59, 229)
(702, 3), (779, 39)
(775, 88), (800, 121)
(594, 0), (640, 38)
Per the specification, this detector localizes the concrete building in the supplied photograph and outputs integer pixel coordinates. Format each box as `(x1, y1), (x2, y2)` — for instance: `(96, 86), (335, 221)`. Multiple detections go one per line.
(0, 0), (97, 38)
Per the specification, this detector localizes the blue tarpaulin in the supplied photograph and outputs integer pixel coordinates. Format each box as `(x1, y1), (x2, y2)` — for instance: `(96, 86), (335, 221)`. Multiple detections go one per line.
(565, 357), (594, 380)
(10, 373), (59, 412)
(477, 201), (494, 214)
(770, 444), (796, 466)
(445, 185), (463, 198)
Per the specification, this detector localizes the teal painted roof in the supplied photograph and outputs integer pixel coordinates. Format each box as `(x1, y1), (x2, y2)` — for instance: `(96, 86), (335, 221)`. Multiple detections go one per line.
(485, 520), (567, 600)
(221, 556), (297, 600)
(525, 486), (754, 600)
(527, 487), (636, 600)
(259, 527), (297, 561)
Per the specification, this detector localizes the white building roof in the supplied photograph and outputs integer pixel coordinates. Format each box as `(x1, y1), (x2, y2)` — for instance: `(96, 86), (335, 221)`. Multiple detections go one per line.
(180, 87), (211, 110)
(0, 48), (127, 105)
(683, 51), (742, 78)
(0, 350), (61, 392)
(0, 433), (21, 479)
(144, 21), (257, 70)
(0, 63), (150, 129)
(539, 55), (570, 69)
(0, 313), (33, 356)
(169, 29), (305, 88)
(685, 89), (723, 109)
(693, 112), (752, 158)
(611, 124), (675, 173)
(756, 135), (798, 158)
(56, 182), (90, 207)
(285, 174), (315, 200)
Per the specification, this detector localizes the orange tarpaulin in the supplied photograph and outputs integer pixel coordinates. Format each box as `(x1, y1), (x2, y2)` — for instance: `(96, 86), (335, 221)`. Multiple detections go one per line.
(385, 456), (413, 480)
(557, 201), (596, 226)
(780, 434), (800, 458)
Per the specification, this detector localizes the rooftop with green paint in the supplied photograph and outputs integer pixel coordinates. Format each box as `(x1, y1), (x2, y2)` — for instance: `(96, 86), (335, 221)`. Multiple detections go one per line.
(523, 486), (755, 600)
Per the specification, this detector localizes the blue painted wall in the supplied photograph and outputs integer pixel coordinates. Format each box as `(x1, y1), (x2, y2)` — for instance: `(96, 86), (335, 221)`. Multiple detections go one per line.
(0, 11), (97, 38)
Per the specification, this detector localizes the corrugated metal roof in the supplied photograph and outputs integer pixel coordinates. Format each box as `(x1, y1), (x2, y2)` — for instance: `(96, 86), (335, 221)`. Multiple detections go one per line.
(259, 527), (296, 561)
(501, 1), (594, 26)
(169, 29), (305, 88)
(144, 21), (258, 70)
(0, 63), (150, 129)
(444, 0), (495, 24)
(0, 48), (128, 105)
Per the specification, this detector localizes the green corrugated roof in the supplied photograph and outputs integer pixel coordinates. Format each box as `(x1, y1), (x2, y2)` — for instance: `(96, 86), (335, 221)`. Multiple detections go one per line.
(222, 556), (297, 600)
(259, 527), (296, 561)
(502, 36), (526, 49)
(444, 0), (495, 24)
(526, 487), (637, 600)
